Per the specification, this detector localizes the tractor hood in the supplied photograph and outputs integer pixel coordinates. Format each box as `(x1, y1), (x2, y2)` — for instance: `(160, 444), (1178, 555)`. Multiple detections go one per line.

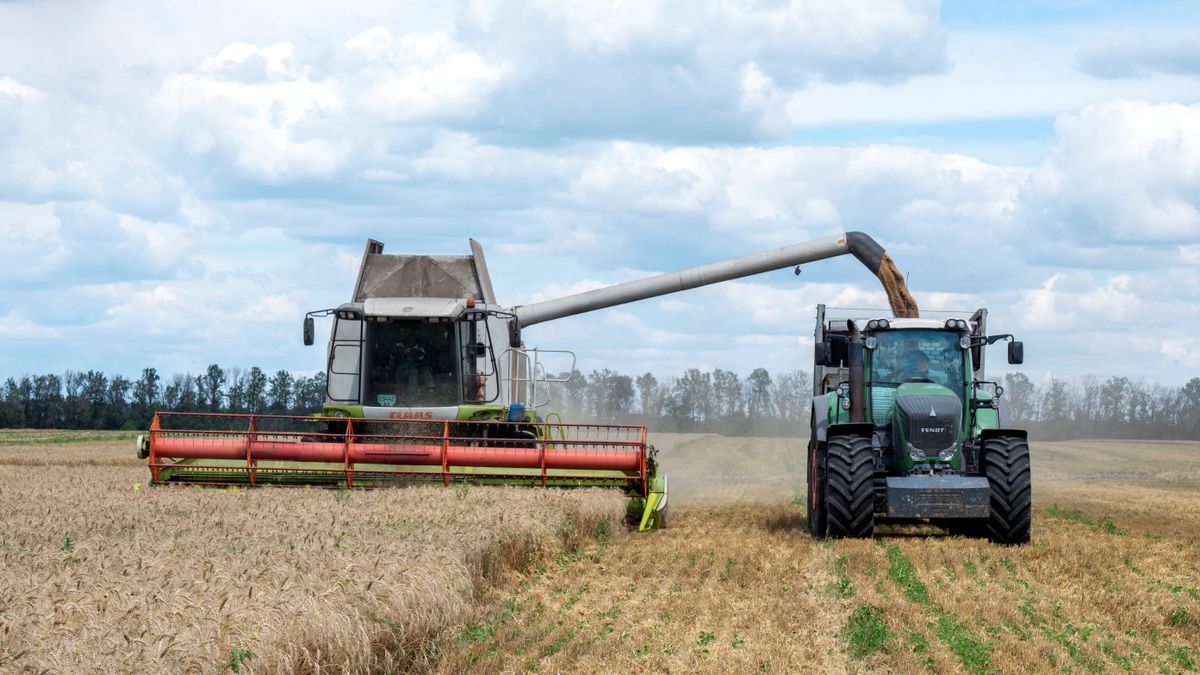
(892, 382), (963, 467)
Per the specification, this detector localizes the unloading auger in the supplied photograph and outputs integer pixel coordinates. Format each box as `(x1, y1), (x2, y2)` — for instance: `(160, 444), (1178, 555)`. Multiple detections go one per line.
(137, 232), (917, 530)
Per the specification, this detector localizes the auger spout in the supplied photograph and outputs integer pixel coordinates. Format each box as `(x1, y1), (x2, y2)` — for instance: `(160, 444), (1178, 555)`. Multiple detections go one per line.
(511, 231), (918, 329)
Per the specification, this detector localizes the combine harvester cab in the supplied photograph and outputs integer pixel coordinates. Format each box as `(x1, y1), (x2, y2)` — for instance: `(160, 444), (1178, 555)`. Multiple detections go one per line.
(807, 305), (1032, 544)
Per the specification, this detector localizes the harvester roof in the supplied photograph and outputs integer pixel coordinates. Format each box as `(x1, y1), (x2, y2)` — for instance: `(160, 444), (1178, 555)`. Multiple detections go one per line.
(352, 239), (497, 304)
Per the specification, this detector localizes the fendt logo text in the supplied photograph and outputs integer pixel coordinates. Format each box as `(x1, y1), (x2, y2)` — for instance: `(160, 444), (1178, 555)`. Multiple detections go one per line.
(920, 427), (947, 434)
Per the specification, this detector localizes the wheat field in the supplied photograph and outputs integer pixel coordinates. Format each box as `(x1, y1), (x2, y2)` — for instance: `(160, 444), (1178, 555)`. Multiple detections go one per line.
(446, 434), (1200, 673)
(2, 431), (1198, 673)
(0, 431), (625, 674)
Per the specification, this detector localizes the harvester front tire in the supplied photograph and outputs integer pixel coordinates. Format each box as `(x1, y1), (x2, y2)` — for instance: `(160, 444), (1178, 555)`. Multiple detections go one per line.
(824, 435), (874, 538)
(981, 436), (1032, 545)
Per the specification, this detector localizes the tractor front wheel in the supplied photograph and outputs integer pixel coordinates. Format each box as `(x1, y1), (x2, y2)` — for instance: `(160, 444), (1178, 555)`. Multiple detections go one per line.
(824, 434), (875, 538)
(981, 435), (1032, 545)
(806, 439), (827, 537)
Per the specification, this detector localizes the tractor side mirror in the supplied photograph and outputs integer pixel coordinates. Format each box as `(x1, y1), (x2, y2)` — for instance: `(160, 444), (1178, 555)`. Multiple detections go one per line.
(1008, 341), (1024, 365)
(303, 316), (315, 346)
(814, 342), (834, 366)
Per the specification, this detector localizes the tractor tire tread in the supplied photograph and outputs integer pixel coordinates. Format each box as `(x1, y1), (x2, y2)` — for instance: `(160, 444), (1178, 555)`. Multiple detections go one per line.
(825, 434), (875, 538)
(981, 435), (1032, 545)
(806, 440), (827, 538)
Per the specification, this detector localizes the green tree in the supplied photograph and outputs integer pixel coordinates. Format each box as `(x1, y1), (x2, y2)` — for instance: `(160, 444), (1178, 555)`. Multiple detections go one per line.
(635, 372), (658, 418)
(746, 368), (773, 420)
(200, 364), (226, 412)
(244, 367), (267, 413)
(267, 370), (294, 413)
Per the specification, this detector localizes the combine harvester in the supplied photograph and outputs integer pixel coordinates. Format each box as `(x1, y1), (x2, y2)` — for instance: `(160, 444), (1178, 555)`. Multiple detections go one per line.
(137, 231), (1029, 540)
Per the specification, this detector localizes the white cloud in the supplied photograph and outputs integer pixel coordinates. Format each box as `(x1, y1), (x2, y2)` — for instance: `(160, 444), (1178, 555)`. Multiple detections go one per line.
(239, 293), (302, 323)
(0, 311), (61, 339)
(0, 76), (42, 100)
(1079, 30), (1200, 79)
(511, 0), (947, 83)
(1159, 337), (1200, 368)
(1020, 272), (1142, 332)
(156, 42), (347, 182)
(786, 26), (1197, 129)
(1020, 100), (1200, 242)
(1181, 243), (1200, 264)
(0, 202), (67, 282)
(657, 299), (694, 312)
(346, 28), (510, 122)
(520, 279), (611, 305)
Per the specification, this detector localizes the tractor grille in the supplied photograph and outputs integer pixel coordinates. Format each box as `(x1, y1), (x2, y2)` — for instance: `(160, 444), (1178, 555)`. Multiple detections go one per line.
(896, 394), (960, 456)
(870, 386), (895, 427)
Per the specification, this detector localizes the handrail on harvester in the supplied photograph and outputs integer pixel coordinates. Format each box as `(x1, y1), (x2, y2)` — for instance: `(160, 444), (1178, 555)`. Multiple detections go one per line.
(145, 412), (649, 494)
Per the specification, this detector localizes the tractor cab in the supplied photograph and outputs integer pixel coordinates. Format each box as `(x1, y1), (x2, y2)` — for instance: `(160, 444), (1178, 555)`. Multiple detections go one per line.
(864, 319), (973, 473)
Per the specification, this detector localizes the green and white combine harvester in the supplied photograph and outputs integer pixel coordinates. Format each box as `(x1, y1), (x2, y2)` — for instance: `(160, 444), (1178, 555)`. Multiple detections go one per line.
(138, 232), (1030, 540)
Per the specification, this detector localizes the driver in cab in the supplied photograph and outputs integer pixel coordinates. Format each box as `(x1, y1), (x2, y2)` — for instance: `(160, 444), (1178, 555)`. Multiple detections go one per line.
(895, 343), (931, 382)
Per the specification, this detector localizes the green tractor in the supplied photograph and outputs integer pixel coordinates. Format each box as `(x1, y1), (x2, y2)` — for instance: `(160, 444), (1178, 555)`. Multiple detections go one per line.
(806, 306), (1031, 544)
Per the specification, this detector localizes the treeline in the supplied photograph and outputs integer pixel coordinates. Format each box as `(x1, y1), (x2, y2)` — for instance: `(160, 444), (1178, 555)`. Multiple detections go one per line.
(1, 364), (1197, 441)
(552, 368), (811, 436)
(0, 366), (326, 431)
(557, 368), (1200, 440)
(1001, 373), (1200, 441)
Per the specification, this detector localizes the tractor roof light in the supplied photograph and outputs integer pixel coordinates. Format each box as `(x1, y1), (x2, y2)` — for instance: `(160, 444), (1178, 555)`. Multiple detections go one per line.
(945, 318), (968, 330)
(865, 318), (890, 330)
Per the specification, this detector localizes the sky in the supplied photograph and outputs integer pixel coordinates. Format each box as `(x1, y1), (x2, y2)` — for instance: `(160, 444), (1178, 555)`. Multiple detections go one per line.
(0, 0), (1197, 386)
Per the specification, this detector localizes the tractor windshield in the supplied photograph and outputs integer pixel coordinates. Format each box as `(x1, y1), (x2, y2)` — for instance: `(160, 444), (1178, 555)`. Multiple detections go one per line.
(869, 329), (965, 395)
(364, 320), (459, 407)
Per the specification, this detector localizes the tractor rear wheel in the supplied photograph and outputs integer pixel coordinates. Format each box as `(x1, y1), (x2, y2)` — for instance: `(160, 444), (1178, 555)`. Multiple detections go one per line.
(824, 434), (875, 538)
(981, 435), (1032, 545)
(806, 439), (827, 537)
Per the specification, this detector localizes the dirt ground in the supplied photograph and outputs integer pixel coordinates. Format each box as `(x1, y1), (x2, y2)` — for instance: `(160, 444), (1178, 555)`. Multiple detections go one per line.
(442, 433), (1200, 673)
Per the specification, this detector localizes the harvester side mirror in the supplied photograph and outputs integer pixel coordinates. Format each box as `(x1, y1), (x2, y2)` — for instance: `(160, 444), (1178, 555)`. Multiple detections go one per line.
(303, 316), (315, 346)
(1008, 341), (1024, 365)
(508, 320), (522, 349)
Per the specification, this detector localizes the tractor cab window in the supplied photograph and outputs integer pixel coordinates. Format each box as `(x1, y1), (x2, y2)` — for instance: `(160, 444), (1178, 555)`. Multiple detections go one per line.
(364, 320), (459, 407)
(869, 329), (965, 397)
